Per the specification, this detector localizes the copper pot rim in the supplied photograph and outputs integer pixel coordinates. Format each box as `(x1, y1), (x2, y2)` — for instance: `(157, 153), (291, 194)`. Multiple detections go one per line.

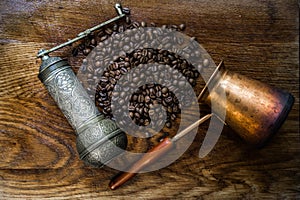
(198, 61), (227, 102)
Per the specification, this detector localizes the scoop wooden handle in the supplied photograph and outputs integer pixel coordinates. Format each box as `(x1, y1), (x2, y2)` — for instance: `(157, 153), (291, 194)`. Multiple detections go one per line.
(109, 137), (174, 190)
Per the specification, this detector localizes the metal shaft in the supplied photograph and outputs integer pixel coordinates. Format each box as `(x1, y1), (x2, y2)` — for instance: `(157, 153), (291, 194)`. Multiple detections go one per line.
(37, 3), (125, 58)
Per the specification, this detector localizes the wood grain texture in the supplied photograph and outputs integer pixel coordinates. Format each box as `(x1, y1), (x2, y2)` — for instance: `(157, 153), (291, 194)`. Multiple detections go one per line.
(0, 0), (299, 199)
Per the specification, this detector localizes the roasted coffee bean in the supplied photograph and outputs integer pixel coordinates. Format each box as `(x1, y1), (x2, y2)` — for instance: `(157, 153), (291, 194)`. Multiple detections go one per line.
(119, 99), (125, 105)
(138, 94), (144, 102)
(167, 106), (173, 113)
(171, 25), (178, 30)
(162, 92), (169, 98)
(145, 95), (151, 103)
(150, 22), (156, 27)
(162, 87), (169, 94)
(129, 112), (134, 118)
(105, 27), (113, 35)
(134, 112), (140, 119)
(118, 25), (125, 33)
(78, 43), (85, 51)
(83, 47), (91, 55)
(179, 23), (186, 31)
(122, 7), (131, 15)
(203, 58), (210, 67)
(171, 114), (176, 121)
(113, 24), (118, 31)
(166, 121), (172, 128)
(129, 105), (135, 111)
(132, 21), (140, 28)
(100, 76), (108, 83)
(161, 24), (167, 29)
(165, 96), (173, 103)
(173, 105), (179, 113)
(144, 119), (150, 126)
(125, 16), (131, 24)
(100, 35), (108, 42)
(95, 61), (101, 68)
(132, 94), (138, 101)
(90, 38), (97, 46)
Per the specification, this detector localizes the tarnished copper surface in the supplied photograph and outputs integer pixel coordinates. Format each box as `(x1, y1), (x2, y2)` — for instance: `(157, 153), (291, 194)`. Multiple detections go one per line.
(200, 62), (294, 146)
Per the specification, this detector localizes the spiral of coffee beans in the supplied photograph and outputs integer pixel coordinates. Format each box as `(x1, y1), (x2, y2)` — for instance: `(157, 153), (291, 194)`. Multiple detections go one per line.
(95, 48), (199, 128)
(74, 10), (203, 129)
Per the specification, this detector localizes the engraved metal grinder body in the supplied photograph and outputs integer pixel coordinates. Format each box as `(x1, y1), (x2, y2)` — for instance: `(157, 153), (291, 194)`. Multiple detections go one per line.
(37, 3), (128, 167)
(38, 54), (127, 167)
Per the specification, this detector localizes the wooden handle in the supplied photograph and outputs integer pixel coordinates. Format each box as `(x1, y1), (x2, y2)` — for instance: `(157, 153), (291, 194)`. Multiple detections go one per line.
(109, 137), (174, 190)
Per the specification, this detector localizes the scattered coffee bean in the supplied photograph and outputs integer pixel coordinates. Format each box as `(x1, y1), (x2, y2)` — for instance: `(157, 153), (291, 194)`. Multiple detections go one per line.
(203, 58), (210, 68)
(166, 121), (172, 128)
(83, 47), (91, 55)
(141, 21), (147, 27)
(125, 15), (131, 24)
(122, 7), (131, 15)
(179, 24), (186, 31)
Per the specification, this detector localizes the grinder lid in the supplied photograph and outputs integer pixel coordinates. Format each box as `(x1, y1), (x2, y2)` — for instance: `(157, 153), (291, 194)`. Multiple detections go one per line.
(38, 53), (69, 83)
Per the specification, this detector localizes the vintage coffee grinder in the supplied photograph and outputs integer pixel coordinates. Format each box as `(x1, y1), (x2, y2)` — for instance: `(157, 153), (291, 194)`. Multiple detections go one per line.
(37, 3), (294, 189)
(37, 4), (128, 167)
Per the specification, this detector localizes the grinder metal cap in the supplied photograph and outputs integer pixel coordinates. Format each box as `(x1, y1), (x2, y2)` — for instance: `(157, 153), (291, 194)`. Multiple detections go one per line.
(38, 52), (70, 83)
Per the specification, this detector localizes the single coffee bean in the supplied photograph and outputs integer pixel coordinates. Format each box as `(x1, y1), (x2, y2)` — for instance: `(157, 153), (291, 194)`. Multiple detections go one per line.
(134, 112), (140, 118)
(203, 58), (210, 67)
(132, 21), (140, 28)
(171, 114), (176, 121)
(83, 47), (91, 55)
(179, 23), (186, 31)
(161, 24), (167, 29)
(138, 94), (144, 103)
(149, 22), (155, 27)
(144, 119), (150, 126)
(129, 112), (134, 118)
(91, 38), (97, 46)
(105, 28), (113, 35)
(145, 95), (151, 103)
(166, 121), (172, 128)
(113, 24), (118, 31)
(162, 87), (169, 94)
(125, 16), (131, 24)
(95, 61), (101, 68)
(100, 35), (108, 42)
(122, 7), (131, 15)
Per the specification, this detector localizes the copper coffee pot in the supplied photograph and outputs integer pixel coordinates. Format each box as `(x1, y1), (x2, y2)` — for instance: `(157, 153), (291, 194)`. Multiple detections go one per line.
(198, 61), (294, 146)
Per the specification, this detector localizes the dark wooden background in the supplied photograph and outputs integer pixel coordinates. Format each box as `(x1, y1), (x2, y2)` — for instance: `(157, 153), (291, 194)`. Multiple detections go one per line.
(0, 0), (299, 199)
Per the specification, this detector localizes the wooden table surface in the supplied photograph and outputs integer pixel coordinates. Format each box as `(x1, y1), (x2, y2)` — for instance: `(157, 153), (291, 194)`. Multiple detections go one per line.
(0, 0), (299, 199)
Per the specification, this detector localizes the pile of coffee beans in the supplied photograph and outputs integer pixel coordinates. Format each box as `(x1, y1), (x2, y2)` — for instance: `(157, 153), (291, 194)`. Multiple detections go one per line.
(126, 83), (179, 128)
(74, 9), (207, 130)
(95, 48), (199, 128)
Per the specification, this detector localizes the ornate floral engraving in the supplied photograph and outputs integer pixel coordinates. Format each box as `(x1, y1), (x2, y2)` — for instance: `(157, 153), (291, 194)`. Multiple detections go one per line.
(42, 64), (127, 167)
(45, 69), (99, 129)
